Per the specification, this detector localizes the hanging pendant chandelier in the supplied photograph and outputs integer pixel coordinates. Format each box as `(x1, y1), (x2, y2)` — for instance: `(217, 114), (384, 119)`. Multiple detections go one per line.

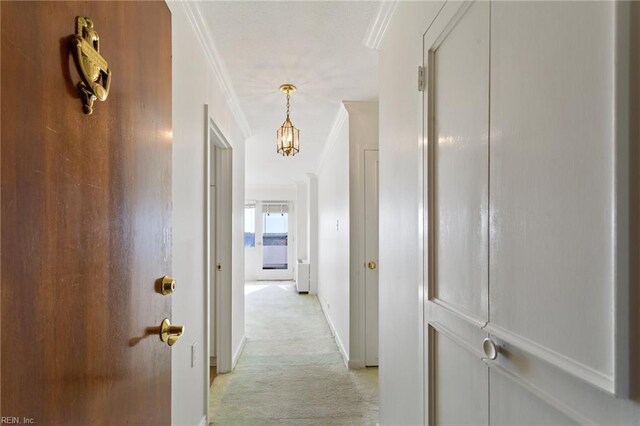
(276, 84), (300, 157)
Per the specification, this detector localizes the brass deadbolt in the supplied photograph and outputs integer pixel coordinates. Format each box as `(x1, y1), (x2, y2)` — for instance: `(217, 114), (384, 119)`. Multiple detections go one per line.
(367, 261), (377, 270)
(161, 276), (175, 295)
(160, 318), (184, 346)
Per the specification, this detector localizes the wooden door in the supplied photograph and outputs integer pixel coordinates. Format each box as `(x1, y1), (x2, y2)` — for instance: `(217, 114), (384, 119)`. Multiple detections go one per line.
(1, 2), (173, 425)
(364, 149), (379, 367)
(424, 1), (640, 425)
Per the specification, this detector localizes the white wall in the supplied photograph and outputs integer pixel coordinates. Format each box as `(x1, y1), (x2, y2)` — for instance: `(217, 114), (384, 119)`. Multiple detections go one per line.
(169, 3), (246, 425)
(316, 102), (379, 366)
(317, 109), (351, 358)
(378, 2), (444, 425)
(307, 173), (319, 294)
(245, 184), (296, 202)
(295, 181), (308, 262)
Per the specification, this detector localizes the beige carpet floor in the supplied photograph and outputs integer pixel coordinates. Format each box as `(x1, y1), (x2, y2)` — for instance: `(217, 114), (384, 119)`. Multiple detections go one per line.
(209, 282), (378, 425)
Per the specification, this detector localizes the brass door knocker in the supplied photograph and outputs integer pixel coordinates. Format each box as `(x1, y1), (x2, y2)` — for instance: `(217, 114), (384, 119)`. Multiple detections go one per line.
(71, 17), (112, 114)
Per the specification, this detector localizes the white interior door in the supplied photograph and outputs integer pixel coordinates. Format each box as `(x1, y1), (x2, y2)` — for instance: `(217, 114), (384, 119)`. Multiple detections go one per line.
(364, 149), (379, 367)
(424, 1), (639, 425)
(209, 145), (217, 366)
(207, 118), (234, 375)
(424, 1), (490, 424)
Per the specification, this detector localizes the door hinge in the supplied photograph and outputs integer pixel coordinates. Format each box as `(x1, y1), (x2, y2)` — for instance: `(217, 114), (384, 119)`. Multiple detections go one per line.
(418, 66), (426, 92)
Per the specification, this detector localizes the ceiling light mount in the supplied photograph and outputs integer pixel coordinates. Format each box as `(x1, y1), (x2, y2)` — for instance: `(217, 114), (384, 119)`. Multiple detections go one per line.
(276, 83), (300, 157)
(279, 84), (297, 94)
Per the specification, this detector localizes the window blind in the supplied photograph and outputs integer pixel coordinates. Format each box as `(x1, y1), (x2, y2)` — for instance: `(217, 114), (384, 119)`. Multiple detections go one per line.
(262, 202), (289, 214)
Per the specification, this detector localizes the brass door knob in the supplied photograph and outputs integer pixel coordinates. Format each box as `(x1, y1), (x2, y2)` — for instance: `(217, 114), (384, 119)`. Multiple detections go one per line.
(367, 261), (377, 270)
(159, 318), (184, 346)
(160, 276), (176, 295)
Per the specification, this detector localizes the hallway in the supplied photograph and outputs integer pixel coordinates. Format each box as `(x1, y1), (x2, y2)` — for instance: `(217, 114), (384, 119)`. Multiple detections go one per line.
(209, 282), (378, 425)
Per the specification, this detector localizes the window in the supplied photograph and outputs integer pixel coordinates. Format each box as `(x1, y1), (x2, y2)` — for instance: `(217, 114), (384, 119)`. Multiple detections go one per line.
(262, 203), (288, 270)
(244, 203), (255, 247)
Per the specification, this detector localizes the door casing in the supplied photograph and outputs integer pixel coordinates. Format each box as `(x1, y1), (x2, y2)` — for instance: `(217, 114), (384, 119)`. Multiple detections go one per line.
(205, 105), (233, 425)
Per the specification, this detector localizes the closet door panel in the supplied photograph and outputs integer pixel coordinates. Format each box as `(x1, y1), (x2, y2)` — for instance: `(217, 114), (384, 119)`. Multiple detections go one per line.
(489, 370), (577, 426)
(488, 1), (619, 393)
(430, 0), (489, 322)
(424, 2), (491, 424)
(431, 326), (488, 425)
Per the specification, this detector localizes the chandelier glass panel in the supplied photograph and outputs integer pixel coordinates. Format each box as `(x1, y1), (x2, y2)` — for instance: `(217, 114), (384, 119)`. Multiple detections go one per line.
(276, 84), (300, 156)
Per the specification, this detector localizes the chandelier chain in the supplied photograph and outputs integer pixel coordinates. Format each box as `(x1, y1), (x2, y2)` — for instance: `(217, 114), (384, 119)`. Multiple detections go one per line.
(286, 92), (290, 117)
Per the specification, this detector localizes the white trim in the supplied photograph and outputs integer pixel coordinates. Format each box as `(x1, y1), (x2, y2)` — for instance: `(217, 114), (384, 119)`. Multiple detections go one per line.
(343, 100), (379, 115)
(318, 296), (350, 368)
(205, 104), (234, 425)
(363, 0), (399, 51)
(484, 323), (615, 394)
(612, 0), (631, 398)
(429, 298), (487, 329)
(181, 2), (252, 139)
(422, 5), (446, 424)
(198, 415), (208, 426)
(232, 335), (246, 369)
(316, 106), (348, 174)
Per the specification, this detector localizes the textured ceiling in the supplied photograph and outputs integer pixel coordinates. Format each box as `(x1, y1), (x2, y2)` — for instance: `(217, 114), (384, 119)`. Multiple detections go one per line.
(199, 1), (380, 186)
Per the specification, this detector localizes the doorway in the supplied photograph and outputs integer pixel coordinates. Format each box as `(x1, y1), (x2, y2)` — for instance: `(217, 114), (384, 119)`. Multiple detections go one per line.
(245, 200), (295, 281)
(205, 106), (233, 402)
(262, 202), (291, 271)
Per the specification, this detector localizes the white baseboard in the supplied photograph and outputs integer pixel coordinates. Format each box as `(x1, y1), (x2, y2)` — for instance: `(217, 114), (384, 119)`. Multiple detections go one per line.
(317, 296), (349, 367)
(232, 335), (246, 369)
(198, 414), (207, 426)
(209, 356), (217, 367)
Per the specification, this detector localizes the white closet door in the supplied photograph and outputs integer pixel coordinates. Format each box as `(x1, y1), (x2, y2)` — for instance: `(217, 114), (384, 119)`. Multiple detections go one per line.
(424, 1), (640, 425)
(364, 149), (379, 367)
(424, 2), (490, 424)
(487, 2), (639, 424)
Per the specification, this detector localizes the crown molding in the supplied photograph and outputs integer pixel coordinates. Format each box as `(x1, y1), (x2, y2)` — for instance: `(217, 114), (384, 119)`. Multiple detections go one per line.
(363, 0), (398, 51)
(316, 105), (348, 175)
(180, 1), (252, 139)
(343, 100), (378, 115)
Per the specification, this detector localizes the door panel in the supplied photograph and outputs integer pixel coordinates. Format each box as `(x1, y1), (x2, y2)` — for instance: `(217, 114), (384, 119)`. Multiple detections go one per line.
(424, 2), (491, 424)
(364, 150), (379, 366)
(432, 327), (488, 425)
(489, 371), (577, 426)
(431, 0), (489, 322)
(488, 0), (618, 393)
(1, 2), (172, 424)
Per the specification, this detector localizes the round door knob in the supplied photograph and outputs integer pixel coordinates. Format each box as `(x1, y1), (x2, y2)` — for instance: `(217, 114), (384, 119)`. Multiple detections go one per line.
(367, 261), (377, 270)
(482, 338), (498, 360)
